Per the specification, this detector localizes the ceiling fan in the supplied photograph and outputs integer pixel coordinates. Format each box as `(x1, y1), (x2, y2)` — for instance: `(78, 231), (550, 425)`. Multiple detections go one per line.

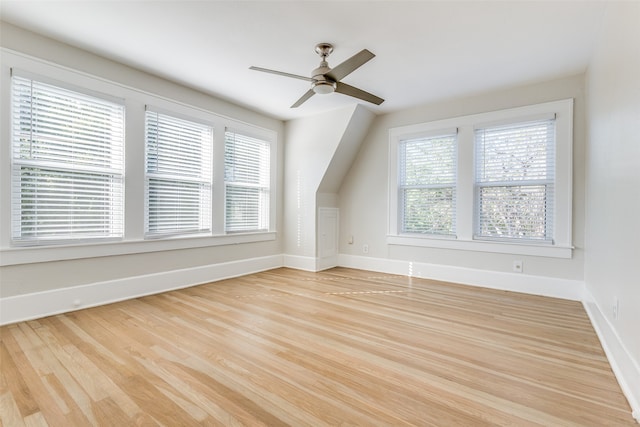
(250, 43), (384, 108)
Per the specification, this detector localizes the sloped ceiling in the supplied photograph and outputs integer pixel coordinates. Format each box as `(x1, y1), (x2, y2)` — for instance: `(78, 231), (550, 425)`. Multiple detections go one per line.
(0, 1), (606, 121)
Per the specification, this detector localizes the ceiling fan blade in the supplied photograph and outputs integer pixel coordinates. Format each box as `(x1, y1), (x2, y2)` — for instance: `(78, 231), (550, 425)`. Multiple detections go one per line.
(291, 89), (315, 108)
(325, 49), (375, 82)
(335, 82), (384, 105)
(249, 66), (315, 82)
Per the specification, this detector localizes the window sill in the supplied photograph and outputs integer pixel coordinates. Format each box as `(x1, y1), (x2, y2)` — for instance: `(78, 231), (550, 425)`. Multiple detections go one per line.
(387, 235), (573, 258)
(0, 232), (277, 266)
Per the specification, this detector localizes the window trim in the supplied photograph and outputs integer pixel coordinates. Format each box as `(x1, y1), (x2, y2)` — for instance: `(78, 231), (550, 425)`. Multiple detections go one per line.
(397, 129), (458, 237)
(224, 128), (272, 234)
(10, 71), (126, 246)
(473, 117), (556, 243)
(144, 107), (214, 238)
(388, 99), (573, 258)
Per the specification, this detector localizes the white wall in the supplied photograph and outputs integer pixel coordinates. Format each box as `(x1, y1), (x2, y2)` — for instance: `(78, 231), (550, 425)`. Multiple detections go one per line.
(339, 74), (587, 284)
(584, 1), (640, 418)
(0, 23), (285, 299)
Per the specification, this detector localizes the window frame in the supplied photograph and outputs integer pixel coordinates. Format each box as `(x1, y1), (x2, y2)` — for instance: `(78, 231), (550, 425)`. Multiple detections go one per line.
(397, 128), (458, 237)
(144, 107), (214, 239)
(10, 70), (126, 246)
(473, 116), (556, 243)
(224, 128), (272, 234)
(388, 99), (573, 258)
(0, 50), (278, 266)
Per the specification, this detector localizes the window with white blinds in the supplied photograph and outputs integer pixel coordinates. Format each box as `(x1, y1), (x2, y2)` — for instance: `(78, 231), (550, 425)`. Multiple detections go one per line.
(399, 132), (457, 235)
(11, 74), (125, 244)
(145, 110), (213, 237)
(474, 118), (555, 242)
(224, 130), (270, 233)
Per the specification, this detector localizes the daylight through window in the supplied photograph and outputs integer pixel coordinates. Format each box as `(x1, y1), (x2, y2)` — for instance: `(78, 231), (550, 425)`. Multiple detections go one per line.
(144, 109), (213, 237)
(224, 130), (270, 233)
(11, 74), (125, 244)
(399, 132), (457, 235)
(475, 118), (555, 242)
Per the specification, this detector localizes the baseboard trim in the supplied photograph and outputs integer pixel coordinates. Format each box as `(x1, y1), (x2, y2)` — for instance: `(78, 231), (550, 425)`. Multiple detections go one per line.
(583, 290), (640, 422)
(0, 254), (283, 326)
(282, 254), (318, 271)
(338, 254), (585, 301)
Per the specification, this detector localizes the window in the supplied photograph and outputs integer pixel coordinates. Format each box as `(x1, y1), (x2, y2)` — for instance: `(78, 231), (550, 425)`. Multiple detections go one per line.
(398, 131), (457, 235)
(11, 73), (125, 245)
(224, 130), (270, 233)
(475, 118), (555, 242)
(388, 99), (573, 258)
(1, 52), (279, 265)
(144, 109), (213, 237)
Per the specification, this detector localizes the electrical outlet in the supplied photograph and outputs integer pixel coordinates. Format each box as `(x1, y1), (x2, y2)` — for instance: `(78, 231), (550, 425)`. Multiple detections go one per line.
(513, 260), (523, 273)
(362, 244), (369, 254)
(613, 297), (619, 320)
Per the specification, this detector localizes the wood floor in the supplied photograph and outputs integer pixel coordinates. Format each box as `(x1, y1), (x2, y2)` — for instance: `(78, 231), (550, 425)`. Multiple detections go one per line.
(0, 267), (635, 426)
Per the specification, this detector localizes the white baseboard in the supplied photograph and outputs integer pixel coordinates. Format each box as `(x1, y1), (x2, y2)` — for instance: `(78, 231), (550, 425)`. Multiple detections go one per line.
(0, 254), (283, 326)
(282, 254), (318, 271)
(2, 252), (582, 327)
(338, 254), (585, 301)
(583, 290), (640, 422)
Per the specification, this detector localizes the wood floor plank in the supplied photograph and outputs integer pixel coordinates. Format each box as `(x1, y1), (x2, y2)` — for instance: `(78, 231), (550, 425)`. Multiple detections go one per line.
(0, 342), (40, 419)
(1, 267), (635, 426)
(1, 329), (86, 426)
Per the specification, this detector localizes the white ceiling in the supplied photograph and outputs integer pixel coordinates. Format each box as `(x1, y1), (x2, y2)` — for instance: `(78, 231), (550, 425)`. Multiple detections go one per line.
(0, 1), (607, 121)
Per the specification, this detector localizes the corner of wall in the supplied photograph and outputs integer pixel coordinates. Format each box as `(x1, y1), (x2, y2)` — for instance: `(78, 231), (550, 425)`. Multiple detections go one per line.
(582, 290), (640, 422)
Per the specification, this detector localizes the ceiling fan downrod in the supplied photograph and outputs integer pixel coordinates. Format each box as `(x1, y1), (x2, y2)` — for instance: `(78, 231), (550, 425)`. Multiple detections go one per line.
(312, 43), (336, 94)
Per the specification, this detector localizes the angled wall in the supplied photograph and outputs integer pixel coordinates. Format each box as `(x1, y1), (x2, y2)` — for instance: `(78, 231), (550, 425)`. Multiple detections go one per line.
(283, 104), (374, 268)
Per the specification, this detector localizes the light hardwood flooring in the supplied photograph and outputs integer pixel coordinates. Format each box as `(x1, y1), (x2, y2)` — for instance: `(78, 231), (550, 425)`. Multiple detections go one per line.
(0, 267), (635, 426)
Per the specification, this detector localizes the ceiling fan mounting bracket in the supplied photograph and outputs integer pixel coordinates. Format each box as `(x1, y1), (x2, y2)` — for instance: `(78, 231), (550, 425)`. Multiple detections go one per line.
(314, 43), (334, 59)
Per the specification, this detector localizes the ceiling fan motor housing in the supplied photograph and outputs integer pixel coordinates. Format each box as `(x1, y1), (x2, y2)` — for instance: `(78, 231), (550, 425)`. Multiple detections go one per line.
(312, 61), (336, 94)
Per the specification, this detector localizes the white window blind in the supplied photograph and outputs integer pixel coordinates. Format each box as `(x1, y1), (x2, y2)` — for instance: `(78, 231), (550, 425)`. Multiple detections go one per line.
(399, 132), (457, 235)
(224, 130), (270, 233)
(475, 118), (555, 241)
(11, 74), (125, 244)
(145, 110), (213, 237)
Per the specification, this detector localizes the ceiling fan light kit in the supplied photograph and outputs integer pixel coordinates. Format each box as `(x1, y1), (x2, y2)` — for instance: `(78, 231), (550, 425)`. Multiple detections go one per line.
(250, 43), (384, 108)
(312, 81), (336, 95)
